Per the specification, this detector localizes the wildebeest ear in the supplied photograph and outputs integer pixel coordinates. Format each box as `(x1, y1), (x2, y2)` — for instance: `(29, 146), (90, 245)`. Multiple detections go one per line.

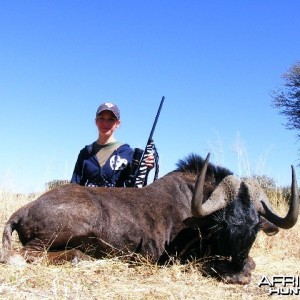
(259, 216), (279, 236)
(184, 217), (211, 228)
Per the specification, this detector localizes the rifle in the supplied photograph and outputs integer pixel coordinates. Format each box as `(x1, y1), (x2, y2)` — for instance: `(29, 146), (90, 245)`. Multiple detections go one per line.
(130, 96), (165, 188)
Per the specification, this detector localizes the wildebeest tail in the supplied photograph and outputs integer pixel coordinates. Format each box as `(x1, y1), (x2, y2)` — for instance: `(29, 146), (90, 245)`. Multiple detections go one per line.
(0, 219), (17, 263)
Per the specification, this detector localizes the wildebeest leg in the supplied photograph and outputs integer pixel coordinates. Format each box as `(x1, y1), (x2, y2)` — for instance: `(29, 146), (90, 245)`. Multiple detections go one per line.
(18, 248), (92, 264)
(43, 249), (92, 264)
(12, 237), (93, 264)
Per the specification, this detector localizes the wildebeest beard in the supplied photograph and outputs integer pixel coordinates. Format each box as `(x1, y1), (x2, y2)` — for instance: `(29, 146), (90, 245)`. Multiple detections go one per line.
(208, 196), (260, 264)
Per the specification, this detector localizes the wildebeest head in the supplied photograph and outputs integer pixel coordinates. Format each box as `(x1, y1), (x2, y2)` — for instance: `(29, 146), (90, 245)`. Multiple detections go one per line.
(206, 191), (260, 271)
(185, 153), (299, 283)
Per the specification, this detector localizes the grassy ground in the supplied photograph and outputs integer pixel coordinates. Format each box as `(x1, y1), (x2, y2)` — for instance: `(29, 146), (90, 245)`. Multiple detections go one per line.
(0, 189), (299, 299)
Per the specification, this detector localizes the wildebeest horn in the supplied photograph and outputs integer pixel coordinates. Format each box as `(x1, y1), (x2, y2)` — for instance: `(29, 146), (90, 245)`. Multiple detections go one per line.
(192, 153), (241, 217)
(192, 155), (299, 227)
(244, 166), (299, 229)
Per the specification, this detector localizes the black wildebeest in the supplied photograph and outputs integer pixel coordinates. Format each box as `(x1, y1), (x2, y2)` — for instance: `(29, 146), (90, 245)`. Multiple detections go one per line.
(0, 153), (298, 284)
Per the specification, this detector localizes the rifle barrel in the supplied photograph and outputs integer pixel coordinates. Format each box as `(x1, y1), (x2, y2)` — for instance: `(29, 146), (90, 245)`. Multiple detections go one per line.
(148, 96), (165, 142)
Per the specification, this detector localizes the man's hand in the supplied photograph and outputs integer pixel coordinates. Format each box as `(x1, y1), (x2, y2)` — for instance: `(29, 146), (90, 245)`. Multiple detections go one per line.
(144, 154), (155, 170)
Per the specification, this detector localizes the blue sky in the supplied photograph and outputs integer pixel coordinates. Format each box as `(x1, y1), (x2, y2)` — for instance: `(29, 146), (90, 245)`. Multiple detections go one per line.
(1, 1), (300, 193)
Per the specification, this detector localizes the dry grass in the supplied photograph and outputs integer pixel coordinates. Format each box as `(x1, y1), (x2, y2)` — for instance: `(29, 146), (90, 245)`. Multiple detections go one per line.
(0, 189), (299, 299)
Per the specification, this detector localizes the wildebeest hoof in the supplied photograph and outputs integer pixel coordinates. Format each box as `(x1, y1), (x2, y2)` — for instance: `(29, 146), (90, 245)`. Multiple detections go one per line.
(71, 256), (79, 265)
(70, 249), (93, 263)
(6, 253), (27, 268)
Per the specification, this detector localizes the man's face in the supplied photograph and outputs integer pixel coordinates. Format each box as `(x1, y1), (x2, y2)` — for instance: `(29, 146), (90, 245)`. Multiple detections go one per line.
(95, 111), (120, 137)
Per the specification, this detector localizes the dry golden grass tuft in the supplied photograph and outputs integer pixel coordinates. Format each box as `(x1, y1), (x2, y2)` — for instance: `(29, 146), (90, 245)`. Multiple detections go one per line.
(0, 188), (299, 299)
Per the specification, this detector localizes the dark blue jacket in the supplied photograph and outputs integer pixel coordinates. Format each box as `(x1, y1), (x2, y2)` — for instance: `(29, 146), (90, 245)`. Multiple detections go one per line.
(71, 142), (134, 187)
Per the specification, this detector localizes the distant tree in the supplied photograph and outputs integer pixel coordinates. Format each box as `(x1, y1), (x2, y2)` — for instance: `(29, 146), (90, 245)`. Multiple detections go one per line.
(252, 174), (276, 190)
(45, 179), (69, 191)
(249, 174), (291, 208)
(271, 61), (300, 136)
